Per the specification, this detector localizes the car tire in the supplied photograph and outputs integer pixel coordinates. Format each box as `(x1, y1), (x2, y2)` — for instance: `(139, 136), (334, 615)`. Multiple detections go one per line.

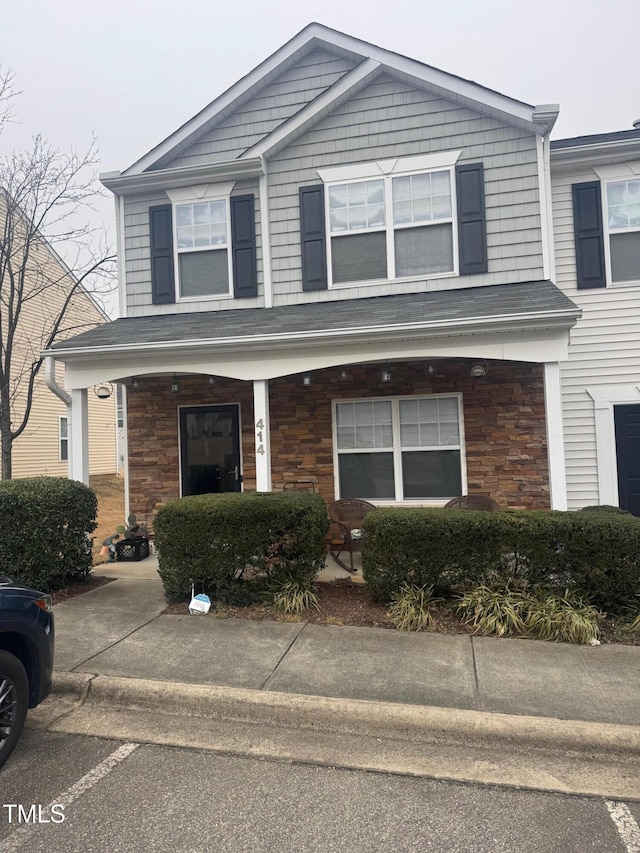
(0, 650), (29, 770)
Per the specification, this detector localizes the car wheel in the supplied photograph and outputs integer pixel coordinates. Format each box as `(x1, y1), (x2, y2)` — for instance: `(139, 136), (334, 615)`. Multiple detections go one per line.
(0, 650), (29, 770)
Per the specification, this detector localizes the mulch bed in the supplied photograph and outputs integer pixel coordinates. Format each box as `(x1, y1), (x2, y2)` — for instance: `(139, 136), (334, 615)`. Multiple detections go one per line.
(51, 575), (114, 604)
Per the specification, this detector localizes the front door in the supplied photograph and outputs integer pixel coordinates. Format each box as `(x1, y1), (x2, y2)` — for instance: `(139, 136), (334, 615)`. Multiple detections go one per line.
(179, 405), (241, 496)
(614, 404), (640, 516)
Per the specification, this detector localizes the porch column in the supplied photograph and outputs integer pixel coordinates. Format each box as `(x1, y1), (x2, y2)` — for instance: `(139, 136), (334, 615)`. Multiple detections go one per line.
(69, 388), (89, 485)
(253, 379), (272, 492)
(543, 362), (567, 510)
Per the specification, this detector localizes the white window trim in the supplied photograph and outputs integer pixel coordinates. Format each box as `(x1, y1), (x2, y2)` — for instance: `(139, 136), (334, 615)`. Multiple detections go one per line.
(59, 415), (68, 463)
(586, 384), (640, 506)
(331, 392), (467, 505)
(323, 161), (460, 289)
(593, 168), (640, 288)
(166, 183), (236, 302)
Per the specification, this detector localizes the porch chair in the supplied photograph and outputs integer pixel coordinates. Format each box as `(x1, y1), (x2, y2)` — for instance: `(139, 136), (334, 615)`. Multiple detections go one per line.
(327, 499), (376, 573)
(444, 494), (499, 511)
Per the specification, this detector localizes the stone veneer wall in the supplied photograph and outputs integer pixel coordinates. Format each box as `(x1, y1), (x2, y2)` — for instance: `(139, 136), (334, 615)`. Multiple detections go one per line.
(126, 359), (550, 528)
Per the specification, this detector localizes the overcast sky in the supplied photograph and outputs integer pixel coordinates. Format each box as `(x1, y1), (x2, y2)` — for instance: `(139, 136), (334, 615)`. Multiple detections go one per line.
(2, 0), (639, 314)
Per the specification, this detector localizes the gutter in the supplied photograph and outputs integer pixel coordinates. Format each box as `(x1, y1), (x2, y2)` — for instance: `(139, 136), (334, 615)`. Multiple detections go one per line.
(45, 356), (71, 405)
(100, 157), (264, 196)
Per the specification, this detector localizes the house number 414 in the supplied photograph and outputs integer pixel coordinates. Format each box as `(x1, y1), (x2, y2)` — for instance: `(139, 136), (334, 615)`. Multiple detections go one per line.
(255, 418), (265, 455)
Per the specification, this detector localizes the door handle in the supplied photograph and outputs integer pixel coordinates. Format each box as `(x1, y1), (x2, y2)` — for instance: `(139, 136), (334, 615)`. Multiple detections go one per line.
(231, 466), (240, 481)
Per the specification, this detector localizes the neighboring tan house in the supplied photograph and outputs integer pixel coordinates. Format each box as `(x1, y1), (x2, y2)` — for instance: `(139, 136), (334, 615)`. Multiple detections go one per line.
(0, 194), (118, 479)
(44, 24), (581, 523)
(551, 126), (640, 515)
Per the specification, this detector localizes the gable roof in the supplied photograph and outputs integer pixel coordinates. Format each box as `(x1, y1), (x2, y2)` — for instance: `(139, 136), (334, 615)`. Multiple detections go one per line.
(119, 23), (556, 179)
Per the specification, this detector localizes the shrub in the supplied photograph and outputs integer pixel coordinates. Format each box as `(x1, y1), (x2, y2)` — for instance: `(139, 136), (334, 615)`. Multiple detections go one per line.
(456, 584), (530, 637)
(387, 583), (441, 631)
(272, 576), (319, 615)
(362, 507), (640, 613)
(0, 477), (97, 591)
(154, 491), (329, 602)
(580, 505), (631, 515)
(525, 589), (602, 644)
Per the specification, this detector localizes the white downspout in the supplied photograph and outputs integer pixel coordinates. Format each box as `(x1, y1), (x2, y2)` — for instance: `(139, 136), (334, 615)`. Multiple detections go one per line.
(45, 356), (73, 479)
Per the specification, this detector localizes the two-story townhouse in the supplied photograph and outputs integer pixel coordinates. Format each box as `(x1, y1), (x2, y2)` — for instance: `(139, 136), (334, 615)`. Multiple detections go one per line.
(551, 125), (640, 515)
(44, 24), (580, 526)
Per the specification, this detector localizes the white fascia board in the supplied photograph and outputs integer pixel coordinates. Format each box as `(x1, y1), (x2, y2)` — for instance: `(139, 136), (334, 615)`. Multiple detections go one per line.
(317, 150), (462, 183)
(43, 307), (580, 362)
(551, 139), (640, 170)
(242, 59), (382, 159)
(100, 158), (264, 196)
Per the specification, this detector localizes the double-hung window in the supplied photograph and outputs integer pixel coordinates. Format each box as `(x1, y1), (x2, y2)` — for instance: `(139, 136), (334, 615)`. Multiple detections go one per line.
(334, 395), (464, 502)
(59, 416), (68, 462)
(167, 183), (235, 300)
(322, 152), (460, 287)
(605, 178), (640, 283)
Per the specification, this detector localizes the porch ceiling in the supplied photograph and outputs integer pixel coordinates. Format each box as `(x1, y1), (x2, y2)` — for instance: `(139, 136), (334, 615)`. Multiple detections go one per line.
(45, 281), (580, 387)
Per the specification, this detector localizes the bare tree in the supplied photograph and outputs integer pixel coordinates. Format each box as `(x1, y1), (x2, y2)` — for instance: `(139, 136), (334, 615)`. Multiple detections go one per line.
(0, 69), (116, 478)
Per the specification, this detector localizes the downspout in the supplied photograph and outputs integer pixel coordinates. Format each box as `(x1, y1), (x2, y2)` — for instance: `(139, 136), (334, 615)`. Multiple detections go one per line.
(45, 356), (73, 478)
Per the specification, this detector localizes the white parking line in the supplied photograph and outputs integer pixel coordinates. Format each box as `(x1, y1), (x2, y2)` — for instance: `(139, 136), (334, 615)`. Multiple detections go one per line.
(606, 800), (640, 853)
(0, 742), (139, 853)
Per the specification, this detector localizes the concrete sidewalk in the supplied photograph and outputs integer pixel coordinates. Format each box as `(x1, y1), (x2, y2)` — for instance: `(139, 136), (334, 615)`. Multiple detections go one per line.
(51, 574), (640, 727)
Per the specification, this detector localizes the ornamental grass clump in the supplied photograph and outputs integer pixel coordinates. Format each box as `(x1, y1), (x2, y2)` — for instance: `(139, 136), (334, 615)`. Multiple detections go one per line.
(272, 577), (319, 615)
(524, 589), (602, 644)
(387, 583), (442, 631)
(456, 583), (530, 637)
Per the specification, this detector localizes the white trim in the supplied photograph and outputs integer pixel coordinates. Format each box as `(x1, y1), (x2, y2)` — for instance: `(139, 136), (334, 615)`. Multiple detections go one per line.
(536, 135), (553, 281)
(123, 385), (130, 519)
(243, 59), (382, 159)
(176, 402), (243, 498)
(165, 183), (236, 203)
(332, 392), (465, 502)
(59, 415), (69, 464)
(317, 150), (462, 184)
(101, 159), (264, 196)
(253, 380), (272, 491)
(586, 384), (640, 506)
(122, 23), (537, 176)
(70, 388), (89, 485)
(543, 362), (567, 510)
(115, 193), (127, 319)
(259, 162), (273, 308)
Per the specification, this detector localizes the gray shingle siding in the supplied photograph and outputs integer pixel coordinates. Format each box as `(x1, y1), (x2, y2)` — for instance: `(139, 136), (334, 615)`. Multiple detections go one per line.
(165, 50), (357, 168)
(268, 74), (544, 306)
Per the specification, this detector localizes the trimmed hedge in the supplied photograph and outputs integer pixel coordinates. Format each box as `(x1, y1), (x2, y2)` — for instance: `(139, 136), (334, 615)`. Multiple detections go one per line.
(0, 477), (97, 591)
(154, 491), (329, 602)
(361, 508), (640, 613)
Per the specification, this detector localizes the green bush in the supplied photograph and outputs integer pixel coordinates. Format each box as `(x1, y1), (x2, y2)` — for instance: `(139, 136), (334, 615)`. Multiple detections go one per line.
(580, 504), (631, 515)
(362, 507), (640, 613)
(0, 477), (97, 591)
(154, 491), (329, 602)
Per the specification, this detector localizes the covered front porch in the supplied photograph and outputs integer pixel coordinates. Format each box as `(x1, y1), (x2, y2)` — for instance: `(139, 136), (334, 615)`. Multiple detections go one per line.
(43, 282), (580, 522)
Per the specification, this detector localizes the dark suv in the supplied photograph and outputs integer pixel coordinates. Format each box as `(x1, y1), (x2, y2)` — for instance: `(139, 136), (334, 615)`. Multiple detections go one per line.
(0, 577), (55, 768)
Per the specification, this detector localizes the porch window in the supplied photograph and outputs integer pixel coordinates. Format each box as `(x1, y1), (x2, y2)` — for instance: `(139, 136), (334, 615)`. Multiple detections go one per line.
(59, 416), (68, 462)
(606, 178), (640, 283)
(334, 395), (463, 501)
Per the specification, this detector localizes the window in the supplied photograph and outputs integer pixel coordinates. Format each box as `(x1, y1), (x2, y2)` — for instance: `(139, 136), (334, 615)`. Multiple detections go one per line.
(334, 395), (464, 501)
(59, 416), (68, 462)
(606, 178), (640, 283)
(327, 169), (455, 285)
(116, 384), (124, 429)
(175, 199), (231, 297)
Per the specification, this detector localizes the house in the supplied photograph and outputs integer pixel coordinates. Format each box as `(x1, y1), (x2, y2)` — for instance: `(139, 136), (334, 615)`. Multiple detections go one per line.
(0, 194), (118, 480)
(551, 125), (640, 515)
(44, 23), (582, 525)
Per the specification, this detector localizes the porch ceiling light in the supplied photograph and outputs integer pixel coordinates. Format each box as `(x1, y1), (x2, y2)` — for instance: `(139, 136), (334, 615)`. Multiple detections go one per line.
(131, 378), (140, 389)
(339, 369), (349, 381)
(302, 374), (312, 387)
(470, 360), (489, 378)
(94, 383), (114, 400)
(381, 367), (392, 383)
(171, 375), (180, 393)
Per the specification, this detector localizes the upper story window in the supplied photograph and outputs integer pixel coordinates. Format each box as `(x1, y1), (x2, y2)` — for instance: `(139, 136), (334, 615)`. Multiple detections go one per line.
(168, 184), (235, 300)
(302, 151), (487, 294)
(333, 394), (464, 502)
(605, 178), (640, 283)
(326, 165), (455, 285)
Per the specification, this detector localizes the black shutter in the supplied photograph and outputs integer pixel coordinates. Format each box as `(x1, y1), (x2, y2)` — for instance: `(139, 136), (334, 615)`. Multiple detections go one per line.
(230, 194), (258, 299)
(456, 163), (488, 275)
(149, 204), (175, 304)
(299, 184), (328, 291)
(572, 181), (606, 289)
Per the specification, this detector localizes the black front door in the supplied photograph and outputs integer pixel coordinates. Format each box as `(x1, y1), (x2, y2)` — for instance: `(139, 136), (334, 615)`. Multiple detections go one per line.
(614, 404), (640, 516)
(179, 405), (241, 496)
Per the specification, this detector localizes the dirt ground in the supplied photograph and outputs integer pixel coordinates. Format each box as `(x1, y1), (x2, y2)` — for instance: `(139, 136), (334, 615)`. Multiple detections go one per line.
(90, 474), (125, 563)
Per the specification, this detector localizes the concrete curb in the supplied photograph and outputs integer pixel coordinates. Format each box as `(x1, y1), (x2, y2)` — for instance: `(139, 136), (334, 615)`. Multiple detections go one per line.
(52, 672), (640, 757)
